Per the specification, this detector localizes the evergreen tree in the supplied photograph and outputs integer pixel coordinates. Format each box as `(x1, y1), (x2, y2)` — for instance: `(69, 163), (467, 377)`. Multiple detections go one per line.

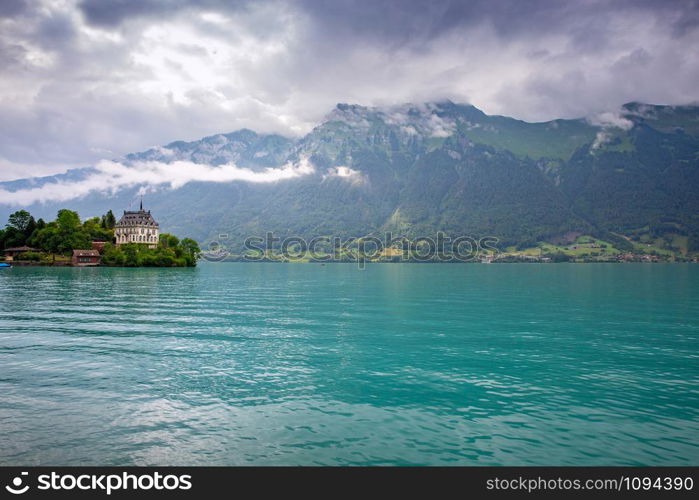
(24, 216), (37, 241)
(105, 210), (116, 229)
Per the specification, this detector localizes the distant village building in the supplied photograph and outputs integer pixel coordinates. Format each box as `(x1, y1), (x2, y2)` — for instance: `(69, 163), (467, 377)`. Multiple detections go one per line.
(114, 198), (160, 249)
(72, 249), (101, 266)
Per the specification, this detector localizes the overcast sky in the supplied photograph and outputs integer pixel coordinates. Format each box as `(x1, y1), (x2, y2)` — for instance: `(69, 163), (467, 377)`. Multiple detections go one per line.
(1, 0), (698, 180)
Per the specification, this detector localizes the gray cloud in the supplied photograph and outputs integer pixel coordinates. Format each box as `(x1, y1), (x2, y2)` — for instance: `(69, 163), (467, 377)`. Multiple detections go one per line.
(0, 0), (27, 18)
(0, 0), (698, 181)
(78, 0), (185, 27)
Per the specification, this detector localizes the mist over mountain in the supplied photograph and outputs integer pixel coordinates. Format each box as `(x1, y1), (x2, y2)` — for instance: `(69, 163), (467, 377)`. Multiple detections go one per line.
(2, 101), (698, 252)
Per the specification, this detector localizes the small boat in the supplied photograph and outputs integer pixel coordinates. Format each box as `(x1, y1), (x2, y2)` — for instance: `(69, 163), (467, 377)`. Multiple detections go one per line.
(0, 263), (11, 268)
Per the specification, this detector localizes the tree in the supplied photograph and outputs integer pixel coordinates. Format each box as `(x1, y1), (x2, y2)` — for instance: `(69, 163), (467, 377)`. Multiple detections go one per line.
(24, 216), (37, 240)
(7, 210), (32, 232)
(2, 227), (24, 248)
(101, 243), (125, 266)
(56, 209), (81, 232)
(105, 210), (116, 229)
(159, 233), (179, 249)
(49, 210), (90, 254)
(179, 238), (201, 265)
(32, 224), (61, 254)
(83, 217), (113, 242)
(4, 210), (36, 247)
(122, 244), (140, 267)
(550, 252), (571, 262)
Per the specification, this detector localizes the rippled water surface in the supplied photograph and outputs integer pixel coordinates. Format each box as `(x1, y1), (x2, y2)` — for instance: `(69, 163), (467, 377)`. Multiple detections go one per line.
(0, 263), (698, 465)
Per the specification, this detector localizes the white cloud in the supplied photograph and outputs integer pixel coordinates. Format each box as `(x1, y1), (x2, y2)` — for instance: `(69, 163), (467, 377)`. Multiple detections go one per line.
(0, 157), (315, 206)
(588, 107), (635, 152)
(587, 110), (634, 130)
(591, 131), (611, 150)
(380, 103), (456, 137)
(322, 166), (366, 185)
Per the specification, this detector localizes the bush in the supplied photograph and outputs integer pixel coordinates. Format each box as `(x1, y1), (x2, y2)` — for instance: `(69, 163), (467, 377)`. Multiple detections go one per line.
(100, 242), (197, 267)
(16, 251), (41, 262)
(543, 252), (572, 262)
(101, 243), (126, 266)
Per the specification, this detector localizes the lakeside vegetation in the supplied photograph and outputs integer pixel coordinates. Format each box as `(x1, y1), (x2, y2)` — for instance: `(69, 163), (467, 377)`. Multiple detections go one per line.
(211, 232), (698, 264)
(0, 209), (200, 267)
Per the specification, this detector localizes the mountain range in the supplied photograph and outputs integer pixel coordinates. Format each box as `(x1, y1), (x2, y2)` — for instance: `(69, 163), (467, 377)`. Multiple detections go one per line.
(1, 101), (698, 254)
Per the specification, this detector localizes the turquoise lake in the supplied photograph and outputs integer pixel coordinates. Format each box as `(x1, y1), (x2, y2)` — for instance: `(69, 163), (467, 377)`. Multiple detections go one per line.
(0, 263), (697, 465)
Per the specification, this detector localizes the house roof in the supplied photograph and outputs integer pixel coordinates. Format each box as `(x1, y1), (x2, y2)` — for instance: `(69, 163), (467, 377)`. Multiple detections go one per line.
(72, 249), (100, 257)
(4, 246), (39, 252)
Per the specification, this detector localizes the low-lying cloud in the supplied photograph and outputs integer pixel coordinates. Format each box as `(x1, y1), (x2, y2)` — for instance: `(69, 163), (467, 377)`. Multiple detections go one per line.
(588, 107), (636, 150)
(322, 166), (366, 186)
(0, 158), (315, 206)
(587, 110), (634, 130)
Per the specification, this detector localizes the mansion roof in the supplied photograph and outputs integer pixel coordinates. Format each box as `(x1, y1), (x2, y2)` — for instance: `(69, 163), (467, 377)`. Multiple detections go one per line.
(116, 209), (159, 228)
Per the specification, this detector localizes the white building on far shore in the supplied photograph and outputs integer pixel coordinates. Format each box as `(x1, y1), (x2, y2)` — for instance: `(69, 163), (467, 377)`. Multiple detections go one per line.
(114, 198), (160, 249)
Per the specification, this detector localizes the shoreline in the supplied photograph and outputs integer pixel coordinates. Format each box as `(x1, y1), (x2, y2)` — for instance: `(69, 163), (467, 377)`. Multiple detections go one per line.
(1, 261), (196, 268)
(3, 260), (697, 267)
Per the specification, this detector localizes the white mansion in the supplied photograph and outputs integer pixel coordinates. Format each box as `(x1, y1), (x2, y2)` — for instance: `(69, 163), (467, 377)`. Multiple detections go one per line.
(115, 199), (160, 248)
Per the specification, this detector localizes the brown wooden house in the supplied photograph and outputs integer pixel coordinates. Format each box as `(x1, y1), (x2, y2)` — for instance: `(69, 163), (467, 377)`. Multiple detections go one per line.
(3, 246), (39, 261)
(72, 249), (101, 266)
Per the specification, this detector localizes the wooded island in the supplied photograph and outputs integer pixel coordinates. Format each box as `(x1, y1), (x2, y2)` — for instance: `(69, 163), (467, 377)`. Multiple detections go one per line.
(0, 208), (200, 267)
